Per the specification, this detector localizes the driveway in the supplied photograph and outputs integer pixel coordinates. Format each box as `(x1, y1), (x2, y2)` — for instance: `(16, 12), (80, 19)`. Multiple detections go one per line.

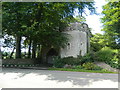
(0, 68), (118, 88)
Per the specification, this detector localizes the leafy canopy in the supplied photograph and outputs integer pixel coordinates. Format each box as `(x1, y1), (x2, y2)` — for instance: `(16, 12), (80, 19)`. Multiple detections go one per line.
(2, 2), (96, 48)
(101, 2), (120, 48)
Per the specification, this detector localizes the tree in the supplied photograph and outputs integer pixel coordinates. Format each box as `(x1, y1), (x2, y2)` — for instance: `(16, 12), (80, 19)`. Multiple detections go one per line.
(90, 33), (118, 52)
(2, 35), (16, 59)
(2, 2), (31, 58)
(2, 2), (96, 59)
(90, 33), (106, 52)
(101, 1), (120, 49)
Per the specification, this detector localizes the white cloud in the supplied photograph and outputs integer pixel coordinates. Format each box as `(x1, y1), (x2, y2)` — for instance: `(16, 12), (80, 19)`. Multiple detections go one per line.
(85, 15), (103, 34)
(85, 0), (107, 34)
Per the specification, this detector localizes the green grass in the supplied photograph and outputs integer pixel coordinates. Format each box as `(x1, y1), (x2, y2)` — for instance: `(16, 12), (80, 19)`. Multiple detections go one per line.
(48, 68), (118, 74)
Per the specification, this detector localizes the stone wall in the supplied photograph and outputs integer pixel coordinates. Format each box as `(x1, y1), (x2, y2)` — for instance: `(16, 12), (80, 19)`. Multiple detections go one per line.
(60, 22), (89, 58)
(60, 30), (87, 58)
(2, 59), (37, 65)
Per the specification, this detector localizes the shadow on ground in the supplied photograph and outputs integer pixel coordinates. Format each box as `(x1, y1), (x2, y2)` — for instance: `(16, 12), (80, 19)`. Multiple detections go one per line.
(2, 68), (118, 87)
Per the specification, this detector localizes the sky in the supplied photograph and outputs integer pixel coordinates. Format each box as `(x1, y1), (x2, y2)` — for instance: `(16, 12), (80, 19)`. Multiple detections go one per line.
(74, 0), (107, 34)
(85, 0), (107, 34)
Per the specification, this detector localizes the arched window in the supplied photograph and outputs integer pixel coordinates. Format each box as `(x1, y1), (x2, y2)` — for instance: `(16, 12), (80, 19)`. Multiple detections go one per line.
(67, 43), (71, 49)
(81, 42), (82, 45)
(68, 43), (70, 46)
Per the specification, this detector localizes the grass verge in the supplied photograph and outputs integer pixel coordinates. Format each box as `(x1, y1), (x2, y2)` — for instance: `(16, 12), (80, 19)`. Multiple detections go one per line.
(48, 68), (118, 74)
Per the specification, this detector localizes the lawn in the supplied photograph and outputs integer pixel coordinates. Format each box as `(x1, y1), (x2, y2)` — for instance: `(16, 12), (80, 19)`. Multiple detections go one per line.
(49, 68), (118, 74)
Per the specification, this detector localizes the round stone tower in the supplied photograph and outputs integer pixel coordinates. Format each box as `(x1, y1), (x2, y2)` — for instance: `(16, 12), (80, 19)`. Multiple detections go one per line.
(60, 22), (90, 58)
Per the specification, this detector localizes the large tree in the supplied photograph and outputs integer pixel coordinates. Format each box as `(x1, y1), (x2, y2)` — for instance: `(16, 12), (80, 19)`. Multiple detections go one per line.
(90, 33), (118, 52)
(101, 1), (120, 49)
(2, 2), (96, 59)
(2, 2), (31, 58)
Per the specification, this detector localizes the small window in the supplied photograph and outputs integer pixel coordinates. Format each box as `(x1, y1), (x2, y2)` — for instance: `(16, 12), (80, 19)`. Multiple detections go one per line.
(67, 43), (70, 49)
(81, 42), (82, 45)
(68, 43), (70, 46)
(79, 50), (82, 55)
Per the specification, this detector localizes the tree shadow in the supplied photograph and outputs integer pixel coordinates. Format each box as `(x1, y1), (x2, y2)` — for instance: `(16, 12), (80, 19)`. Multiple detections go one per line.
(2, 68), (118, 87)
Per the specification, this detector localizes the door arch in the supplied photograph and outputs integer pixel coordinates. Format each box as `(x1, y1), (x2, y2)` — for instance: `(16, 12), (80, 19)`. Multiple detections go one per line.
(46, 48), (58, 64)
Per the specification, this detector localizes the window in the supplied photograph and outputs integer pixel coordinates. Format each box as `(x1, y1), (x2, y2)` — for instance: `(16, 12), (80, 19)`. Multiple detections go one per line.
(81, 42), (82, 45)
(67, 43), (70, 49)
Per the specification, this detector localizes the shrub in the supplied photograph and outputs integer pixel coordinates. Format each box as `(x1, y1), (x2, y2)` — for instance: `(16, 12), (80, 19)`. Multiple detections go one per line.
(95, 47), (114, 62)
(94, 47), (119, 69)
(82, 62), (102, 70)
(2, 52), (11, 59)
(80, 53), (94, 64)
(72, 65), (83, 69)
(53, 56), (65, 68)
(53, 52), (95, 68)
(53, 56), (82, 68)
(62, 56), (81, 65)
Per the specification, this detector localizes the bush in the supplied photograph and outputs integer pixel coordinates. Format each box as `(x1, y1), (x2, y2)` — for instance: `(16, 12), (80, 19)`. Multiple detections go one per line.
(53, 56), (82, 68)
(53, 52), (95, 68)
(72, 65), (83, 69)
(2, 52), (11, 59)
(53, 56), (65, 68)
(82, 62), (102, 70)
(94, 47), (119, 69)
(95, 47), (114, 62)
(63, 56), (82, 65)
(79, 53), (94, 64)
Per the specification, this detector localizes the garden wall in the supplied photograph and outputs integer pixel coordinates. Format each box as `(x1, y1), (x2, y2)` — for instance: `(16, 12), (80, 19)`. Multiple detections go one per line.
(2, 59), (37, 65)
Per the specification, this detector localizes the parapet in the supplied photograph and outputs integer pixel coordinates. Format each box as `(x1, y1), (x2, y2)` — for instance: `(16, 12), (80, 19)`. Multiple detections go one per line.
(64, 22), (89, 32)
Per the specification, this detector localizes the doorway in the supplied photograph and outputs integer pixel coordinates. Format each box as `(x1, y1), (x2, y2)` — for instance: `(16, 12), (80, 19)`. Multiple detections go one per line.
(46, 48), (58, 65)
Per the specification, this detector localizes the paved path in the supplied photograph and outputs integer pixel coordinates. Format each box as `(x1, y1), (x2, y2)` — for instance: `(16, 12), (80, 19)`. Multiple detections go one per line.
(0, 68), (118, 88)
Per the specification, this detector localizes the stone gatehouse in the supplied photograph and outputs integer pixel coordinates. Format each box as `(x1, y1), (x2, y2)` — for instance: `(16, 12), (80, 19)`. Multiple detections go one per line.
(42, 22), (90, 64)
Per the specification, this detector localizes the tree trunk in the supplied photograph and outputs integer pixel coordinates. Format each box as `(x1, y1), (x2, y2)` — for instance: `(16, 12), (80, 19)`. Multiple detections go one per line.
(28, 39), (32, 58)
(10, 46), (15, 59)
(37, 44), (41, 58)
(32, 41), (37, 59)
(40, 46), (50, 63)
(15, 35), (21, 59)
